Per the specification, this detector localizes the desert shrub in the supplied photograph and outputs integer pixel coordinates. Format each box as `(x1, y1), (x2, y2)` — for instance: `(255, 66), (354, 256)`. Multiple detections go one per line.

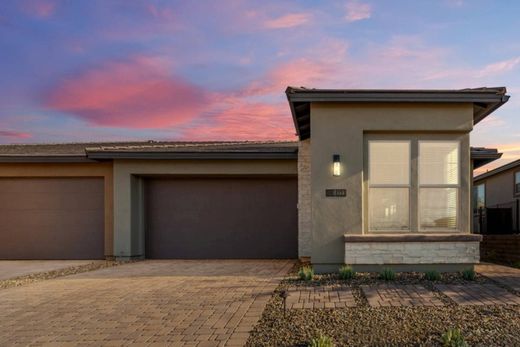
(424, 270), (441, 281)
(339, 265), (356, 280)
(298, 266), (314, 281)
(441, 328), (468, 347)
(462, 268), (476, 281)
(379, 268), (396, 281)
(309, 334), (334, 347)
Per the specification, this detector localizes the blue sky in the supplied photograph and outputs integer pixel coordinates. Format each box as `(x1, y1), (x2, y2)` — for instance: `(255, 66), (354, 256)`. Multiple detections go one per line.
(0, 0), (519, 172)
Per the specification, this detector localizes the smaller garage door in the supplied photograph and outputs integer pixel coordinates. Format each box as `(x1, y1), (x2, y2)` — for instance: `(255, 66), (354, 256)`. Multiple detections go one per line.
(146, 177), (298, 259)
(0, 178), (104, 260)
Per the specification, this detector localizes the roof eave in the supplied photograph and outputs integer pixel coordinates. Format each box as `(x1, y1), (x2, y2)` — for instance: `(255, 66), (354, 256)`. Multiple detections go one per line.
(287, 87), (510, 140)
(86, 151), (298, 160)
(0, 155), (95, 163)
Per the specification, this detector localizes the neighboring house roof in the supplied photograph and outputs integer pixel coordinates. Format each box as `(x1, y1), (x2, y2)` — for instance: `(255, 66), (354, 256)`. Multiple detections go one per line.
(0, 141), (299, 162)
(474, 158), (520, 182)
(471, 147), (503, 169)
(286, 86), (510, 140)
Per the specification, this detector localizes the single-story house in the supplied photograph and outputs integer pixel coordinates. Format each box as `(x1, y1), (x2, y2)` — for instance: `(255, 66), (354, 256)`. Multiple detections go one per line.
(474, 157), (520, 211)
(0, 87), (510, 272)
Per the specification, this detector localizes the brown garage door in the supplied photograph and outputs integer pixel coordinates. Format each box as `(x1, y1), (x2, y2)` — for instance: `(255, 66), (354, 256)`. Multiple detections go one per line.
(0, 178), (104, 259)
(145, 177), (297, 259)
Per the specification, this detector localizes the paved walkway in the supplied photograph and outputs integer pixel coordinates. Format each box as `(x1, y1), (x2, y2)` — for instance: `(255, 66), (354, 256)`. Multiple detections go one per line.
(286, 285), (356, 309)
(476, 263), (520, 292)
(435, 283), (520, 306)
(0, 260), (101, 281)
(0, 259), (293, 346)
(361, 284), (444, 307)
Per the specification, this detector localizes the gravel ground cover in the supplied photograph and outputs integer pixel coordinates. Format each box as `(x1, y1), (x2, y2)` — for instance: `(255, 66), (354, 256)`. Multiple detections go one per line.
(246, 270), (520, 347)
(0, 260), (136, 290)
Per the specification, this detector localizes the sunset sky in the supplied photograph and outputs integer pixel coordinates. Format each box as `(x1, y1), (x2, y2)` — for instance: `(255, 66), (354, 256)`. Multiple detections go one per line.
(0, 0), (519, 173)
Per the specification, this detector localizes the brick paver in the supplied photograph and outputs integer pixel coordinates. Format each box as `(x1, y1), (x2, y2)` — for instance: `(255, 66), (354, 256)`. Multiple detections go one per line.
(0, 260), (102, 280)
(361, 284), (444, 307)
(0, 259), (293, 346)
(286, 285), (356, 309)
(476, 263), (520, 292)
(435, 283), (520, 306)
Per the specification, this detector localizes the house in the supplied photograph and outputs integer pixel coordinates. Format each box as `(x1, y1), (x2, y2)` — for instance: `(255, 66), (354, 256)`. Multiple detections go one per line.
(474, 158), (520, 212)
(0, 87), (510, 273)
(473, 158), (520, 264)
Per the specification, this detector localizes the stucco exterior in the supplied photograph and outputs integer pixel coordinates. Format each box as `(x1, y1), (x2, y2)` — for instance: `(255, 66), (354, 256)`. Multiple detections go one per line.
(308, 102), (474, 271)
(475, 166), (519, 207)
(112, 159), (298, 259)
(0, 162), (114, 257)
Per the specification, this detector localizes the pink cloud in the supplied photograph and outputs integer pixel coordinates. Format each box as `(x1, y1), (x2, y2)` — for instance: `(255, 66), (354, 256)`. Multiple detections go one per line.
(477, 56), (520, 77)
(0, 130), (32, 139)
(21, 0), (57, 18)
(45, 56), (211, 128)
(180, 99), (295, 141)
(264, 13), (312, 29)
(345, 0), (372, 22)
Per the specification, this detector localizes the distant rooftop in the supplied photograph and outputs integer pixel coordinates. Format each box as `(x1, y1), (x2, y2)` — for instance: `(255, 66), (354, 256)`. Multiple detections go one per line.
(475, 158), (520, 181)
(286, 86), (510, 140)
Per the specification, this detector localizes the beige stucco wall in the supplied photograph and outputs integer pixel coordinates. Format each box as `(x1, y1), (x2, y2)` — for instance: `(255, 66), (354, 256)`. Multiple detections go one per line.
(298, 139), (312, 258)
(0, 162), (114, 256)
(113, 159), (298, 258)
(309, 102), (474, 269)
(475, 168), (518, 207)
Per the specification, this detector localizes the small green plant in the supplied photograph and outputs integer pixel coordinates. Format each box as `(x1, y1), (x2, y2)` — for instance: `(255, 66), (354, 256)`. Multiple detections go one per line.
(339, 265), (356, 280)
(298, 265), (314, 281)
(309, 334), (334, 347)
(441, 328), (468, 347)
(379, 268), (396, 281)
(424, 270), (441, 281)
(512, 261), (520, 269)
(461, 268), (476, 281)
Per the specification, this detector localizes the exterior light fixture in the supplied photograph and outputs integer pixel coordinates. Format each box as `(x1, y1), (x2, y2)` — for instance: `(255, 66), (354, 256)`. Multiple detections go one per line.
(333, 154), (341, 176)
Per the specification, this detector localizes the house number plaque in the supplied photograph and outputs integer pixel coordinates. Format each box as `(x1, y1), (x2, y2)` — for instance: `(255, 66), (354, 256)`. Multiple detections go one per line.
(325, 189), (346, 197)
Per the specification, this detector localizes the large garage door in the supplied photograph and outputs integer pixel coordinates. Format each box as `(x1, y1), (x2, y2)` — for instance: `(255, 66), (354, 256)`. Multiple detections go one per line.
(146, 177), (297, 259)
(0, 178), (104, 259)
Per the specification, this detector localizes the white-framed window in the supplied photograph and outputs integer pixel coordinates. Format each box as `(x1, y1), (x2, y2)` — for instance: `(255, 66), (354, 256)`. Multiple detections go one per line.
(368, 141), (411, 232)
(418, 141), (459, 231)
(367, 138), (461, 233)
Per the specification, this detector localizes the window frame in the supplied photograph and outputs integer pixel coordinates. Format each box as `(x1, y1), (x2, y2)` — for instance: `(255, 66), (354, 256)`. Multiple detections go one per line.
(364, 135), (463, 234)
(367, 140), (412, 232)
(418, 140), (460, 232)
(473, 182), (486, 212)
(514, 171), (520, 196)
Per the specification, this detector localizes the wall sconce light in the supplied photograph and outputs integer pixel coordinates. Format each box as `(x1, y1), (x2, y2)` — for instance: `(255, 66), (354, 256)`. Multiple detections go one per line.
(333, 154), (341, 176)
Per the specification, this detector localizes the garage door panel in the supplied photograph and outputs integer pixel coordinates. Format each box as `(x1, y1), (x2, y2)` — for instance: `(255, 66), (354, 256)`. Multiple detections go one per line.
(146, 177), (297, 259)
(0, 192), (104, 210)
(0, 178), (104, 260)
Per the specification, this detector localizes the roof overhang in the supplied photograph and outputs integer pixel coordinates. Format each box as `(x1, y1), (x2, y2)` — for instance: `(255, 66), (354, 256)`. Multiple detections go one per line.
(474, 158), (520, 181)
(471, 147), (502, 170)
(85, 151), (297, 160)
(0, 155), (96, 163)
(286, 87), (510, 140)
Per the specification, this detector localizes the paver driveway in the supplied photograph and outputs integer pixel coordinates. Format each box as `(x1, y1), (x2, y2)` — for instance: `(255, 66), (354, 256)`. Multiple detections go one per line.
(0, 259), (293, 347)
(0, 260), (101, 281)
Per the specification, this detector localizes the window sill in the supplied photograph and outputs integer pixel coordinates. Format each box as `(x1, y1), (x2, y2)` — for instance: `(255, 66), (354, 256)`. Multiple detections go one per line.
(344, 233), (482, 243)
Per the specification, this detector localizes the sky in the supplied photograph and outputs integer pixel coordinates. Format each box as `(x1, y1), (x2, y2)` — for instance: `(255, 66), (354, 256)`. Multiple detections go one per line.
(0, 0), (519, 173)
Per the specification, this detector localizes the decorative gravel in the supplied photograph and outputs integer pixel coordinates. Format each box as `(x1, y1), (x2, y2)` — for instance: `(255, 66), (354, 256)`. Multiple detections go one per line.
(0, 260), (137, 290)
(246, 271), (520, 347)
